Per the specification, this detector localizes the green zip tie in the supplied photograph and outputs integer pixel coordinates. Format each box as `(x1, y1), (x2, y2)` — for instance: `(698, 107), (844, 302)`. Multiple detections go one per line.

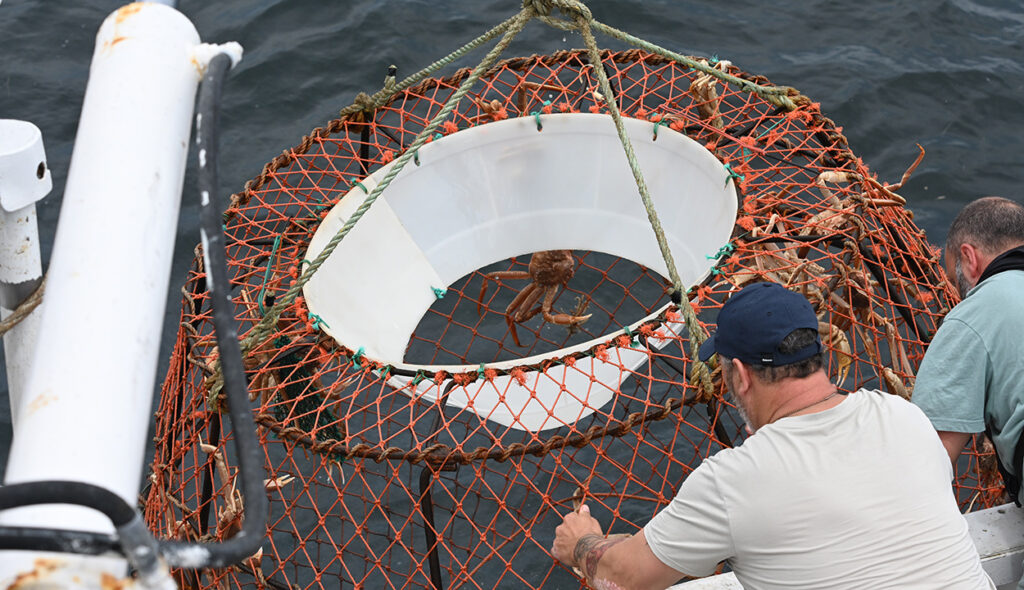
(652, 118), (665, 140)
(309, 313), (329, 331)
(355, 181), (368, 194)
(257, 234), (283, 315)
(412, 371), (426, 386)
(351, 346), (365, 368)
(413, 149), (420, 166)
(723, 163), (744, 187)
(530, 100), (551, 131)
(432, 286), (447, 299)
(705, 242), (736, 260)
(434, 132), (443, 140)
(477, 363), (487, 379)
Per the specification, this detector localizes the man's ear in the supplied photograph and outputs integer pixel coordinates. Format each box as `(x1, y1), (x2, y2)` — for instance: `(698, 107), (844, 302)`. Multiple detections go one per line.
(731, 359), (754, 398)
(959, 242), (984, 282)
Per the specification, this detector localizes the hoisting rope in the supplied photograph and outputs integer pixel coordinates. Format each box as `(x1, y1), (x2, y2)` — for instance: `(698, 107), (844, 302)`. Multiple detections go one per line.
(572, 6), (715, 395)
(220, 0), (804, 399)
(0, 276), (45, 337)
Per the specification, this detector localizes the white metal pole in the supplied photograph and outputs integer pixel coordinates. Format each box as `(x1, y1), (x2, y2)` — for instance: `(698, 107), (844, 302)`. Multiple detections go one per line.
(0, 120), (49, 424)
(0, 3), (212, 586)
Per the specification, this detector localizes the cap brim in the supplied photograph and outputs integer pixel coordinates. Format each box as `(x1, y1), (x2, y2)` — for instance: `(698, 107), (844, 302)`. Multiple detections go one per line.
(697, 334), (717, 362)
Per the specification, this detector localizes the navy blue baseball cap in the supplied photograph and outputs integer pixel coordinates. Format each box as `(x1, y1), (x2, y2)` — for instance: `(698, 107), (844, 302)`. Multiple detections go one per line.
(698, 282), (822, 366)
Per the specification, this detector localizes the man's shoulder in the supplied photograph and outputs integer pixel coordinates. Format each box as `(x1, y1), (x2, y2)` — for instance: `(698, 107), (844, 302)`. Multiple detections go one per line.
(953, 270), (1024, 320)
(712, 391), (928, 460)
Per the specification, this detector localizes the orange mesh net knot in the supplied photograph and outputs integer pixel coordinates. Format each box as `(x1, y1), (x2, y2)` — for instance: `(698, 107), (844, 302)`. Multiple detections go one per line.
(145, 49), (1003, 589)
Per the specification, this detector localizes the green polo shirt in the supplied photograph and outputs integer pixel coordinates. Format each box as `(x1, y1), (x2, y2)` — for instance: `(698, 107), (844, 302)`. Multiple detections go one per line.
(912, 270), (1024, 492)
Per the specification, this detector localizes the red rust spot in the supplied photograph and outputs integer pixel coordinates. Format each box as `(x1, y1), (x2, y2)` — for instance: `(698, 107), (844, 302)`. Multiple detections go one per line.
(114, 3), (143, 25)
(7, 558), (60, 589)
(100, 572), (125, 590)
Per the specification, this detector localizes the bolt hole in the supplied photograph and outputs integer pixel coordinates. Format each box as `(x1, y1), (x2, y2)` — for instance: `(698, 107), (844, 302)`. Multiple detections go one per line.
(36, 162), (45, 180)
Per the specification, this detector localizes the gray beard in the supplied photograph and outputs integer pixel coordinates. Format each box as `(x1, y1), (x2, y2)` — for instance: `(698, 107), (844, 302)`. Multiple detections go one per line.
(955, 259), (972, 298)
(726, 388), (754, 434)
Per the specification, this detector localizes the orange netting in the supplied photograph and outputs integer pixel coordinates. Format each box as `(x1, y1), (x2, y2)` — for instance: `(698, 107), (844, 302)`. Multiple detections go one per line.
(144, 48), (1003, 589)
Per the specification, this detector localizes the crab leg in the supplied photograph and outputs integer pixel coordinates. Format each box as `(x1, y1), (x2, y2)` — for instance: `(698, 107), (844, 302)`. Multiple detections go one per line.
(506, 283), (542, 347)
(478, 270), (530, 315)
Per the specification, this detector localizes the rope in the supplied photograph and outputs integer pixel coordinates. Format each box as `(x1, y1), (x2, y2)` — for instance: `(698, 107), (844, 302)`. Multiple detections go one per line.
(337, 12), (523, 120)
(575, 13), (715, 398)
(589, 20), (800, 111)
(525, 0), (592, 20)
(0, 276), (45, 338)
(238, 6), (537, 356)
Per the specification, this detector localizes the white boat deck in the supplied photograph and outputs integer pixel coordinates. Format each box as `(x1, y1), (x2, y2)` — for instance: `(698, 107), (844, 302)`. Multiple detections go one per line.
(670, 503), (1024, 590)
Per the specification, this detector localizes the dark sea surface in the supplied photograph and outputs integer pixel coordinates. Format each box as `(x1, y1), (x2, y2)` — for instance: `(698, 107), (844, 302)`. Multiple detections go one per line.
(1, 0), (1023, 492)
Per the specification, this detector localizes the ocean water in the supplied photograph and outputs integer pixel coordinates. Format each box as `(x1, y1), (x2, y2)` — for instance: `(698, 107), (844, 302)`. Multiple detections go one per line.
(1, 0), (1023, 486)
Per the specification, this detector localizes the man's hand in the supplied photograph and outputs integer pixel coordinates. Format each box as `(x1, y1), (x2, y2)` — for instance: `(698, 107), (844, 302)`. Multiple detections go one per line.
(552, 504), (603, 566)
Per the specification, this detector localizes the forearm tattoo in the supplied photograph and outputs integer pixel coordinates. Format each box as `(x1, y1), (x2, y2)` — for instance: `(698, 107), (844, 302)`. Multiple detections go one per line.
(572, 533), (628, 580)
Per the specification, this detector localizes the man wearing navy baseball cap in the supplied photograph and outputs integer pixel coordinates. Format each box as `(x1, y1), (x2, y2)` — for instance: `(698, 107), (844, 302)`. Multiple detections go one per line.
(553, 282), (992, 589)
(696, 281), (834, 434)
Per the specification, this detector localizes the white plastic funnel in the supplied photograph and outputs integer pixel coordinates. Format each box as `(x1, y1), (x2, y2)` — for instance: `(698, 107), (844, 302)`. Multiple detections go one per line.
(303, 113), (736, 431)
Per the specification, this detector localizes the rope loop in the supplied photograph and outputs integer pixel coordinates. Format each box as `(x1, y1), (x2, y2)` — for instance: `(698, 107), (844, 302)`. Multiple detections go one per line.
(523, 0), (552, 15)
(555, 0), (593, 22)
(527, 0), (592, 21)
(352, 91), (375, 114)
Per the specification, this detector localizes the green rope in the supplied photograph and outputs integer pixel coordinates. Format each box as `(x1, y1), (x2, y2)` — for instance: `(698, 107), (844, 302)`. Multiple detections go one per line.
(237, 6), (536, 357)
(576, 18), (683, 297)
(576, 10), (715, 399)
(257, 234), (282, 316)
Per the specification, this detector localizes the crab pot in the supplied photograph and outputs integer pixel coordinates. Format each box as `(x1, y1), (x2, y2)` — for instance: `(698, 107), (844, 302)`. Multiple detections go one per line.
(144, 49), (1002, 589)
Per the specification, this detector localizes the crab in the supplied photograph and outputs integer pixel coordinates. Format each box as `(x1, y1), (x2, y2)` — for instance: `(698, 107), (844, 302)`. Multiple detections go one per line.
(478, 249), (592, 347)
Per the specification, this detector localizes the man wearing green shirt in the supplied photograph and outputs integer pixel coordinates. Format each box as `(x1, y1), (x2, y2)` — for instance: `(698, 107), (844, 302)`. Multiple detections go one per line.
(912, 196), (1024, 587)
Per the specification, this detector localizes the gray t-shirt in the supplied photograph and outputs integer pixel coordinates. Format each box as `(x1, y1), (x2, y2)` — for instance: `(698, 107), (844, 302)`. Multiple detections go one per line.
(644, 389), (993, 589)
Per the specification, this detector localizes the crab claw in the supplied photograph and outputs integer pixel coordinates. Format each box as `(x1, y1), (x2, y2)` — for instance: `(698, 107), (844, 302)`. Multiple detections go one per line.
(545, 312), (593, 327)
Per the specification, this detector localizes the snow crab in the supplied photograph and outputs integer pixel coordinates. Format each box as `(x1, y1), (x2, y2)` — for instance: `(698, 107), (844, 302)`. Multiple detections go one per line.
(478, 249), (592, 347)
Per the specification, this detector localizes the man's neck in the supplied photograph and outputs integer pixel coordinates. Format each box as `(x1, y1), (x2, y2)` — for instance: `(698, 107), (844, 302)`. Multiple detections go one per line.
(755, 372), (840, 428)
